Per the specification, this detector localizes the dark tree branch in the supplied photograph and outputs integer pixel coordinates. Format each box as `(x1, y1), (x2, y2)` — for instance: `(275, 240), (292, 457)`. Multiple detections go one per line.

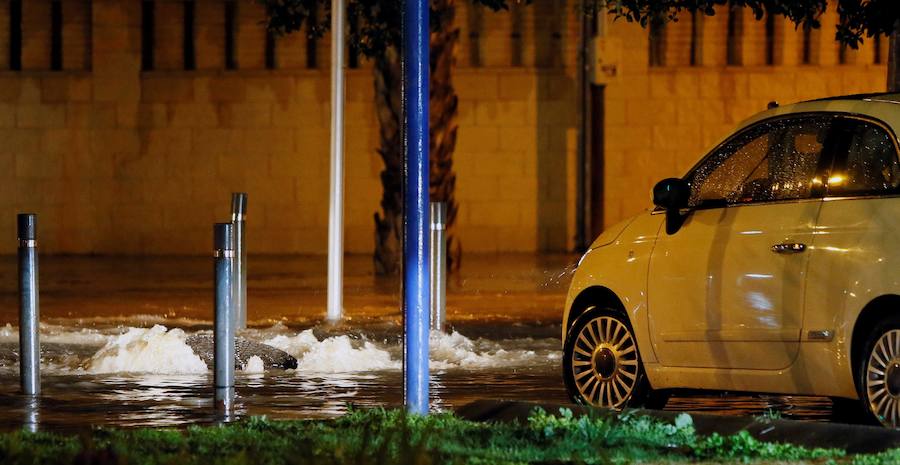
(260, 0), (532, 56)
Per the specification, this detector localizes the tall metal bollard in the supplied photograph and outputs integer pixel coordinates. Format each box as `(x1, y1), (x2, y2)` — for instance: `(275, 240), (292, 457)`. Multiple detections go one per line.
(231, 193), (247, 330)
(213, 223), (235, 415)
(17, 213), (40, 396)
(430, 203), (447, 332)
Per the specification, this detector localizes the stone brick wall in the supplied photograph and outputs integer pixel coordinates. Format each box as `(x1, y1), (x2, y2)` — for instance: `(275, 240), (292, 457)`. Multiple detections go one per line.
(0, 1), (890, 256)
(0, 0), (577, 256)
(454, 69), (577, 252)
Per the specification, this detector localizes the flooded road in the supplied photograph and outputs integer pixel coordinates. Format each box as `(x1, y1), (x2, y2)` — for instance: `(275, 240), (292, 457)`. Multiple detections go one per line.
(0, 254), (834, 430)
(0, 323), (567, 429)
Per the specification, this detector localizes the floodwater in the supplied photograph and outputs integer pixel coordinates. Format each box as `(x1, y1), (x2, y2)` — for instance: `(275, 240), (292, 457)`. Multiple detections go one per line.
(0, 254), (832, 430)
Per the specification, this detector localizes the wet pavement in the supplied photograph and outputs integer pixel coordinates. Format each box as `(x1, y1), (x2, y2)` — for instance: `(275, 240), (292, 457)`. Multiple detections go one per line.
(0, 254), (570, 326)
(0, 253), (835, 430)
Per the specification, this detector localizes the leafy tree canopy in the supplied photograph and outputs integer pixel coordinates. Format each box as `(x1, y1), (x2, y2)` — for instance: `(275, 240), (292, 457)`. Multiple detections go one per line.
(601, 0), (900, 48)
(261, 0), (534, 57)
(262, 0), (900, 55)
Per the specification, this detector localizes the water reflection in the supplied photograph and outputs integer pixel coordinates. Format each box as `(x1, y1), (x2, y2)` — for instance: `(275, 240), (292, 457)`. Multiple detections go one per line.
(0, 365), (840, 431)
(667, 393), (833, 422)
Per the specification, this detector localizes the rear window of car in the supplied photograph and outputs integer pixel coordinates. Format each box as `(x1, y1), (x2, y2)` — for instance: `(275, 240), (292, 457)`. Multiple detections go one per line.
(830, 119), (900, 197)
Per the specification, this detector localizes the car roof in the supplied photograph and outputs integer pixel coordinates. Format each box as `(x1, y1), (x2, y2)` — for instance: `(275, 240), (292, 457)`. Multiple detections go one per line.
(738, 92), (900, 134)
(805, 92), (900, 104)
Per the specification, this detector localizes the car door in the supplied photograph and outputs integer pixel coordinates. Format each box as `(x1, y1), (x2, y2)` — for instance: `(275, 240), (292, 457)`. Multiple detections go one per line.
(647, 115), (836, 370)
(804, 115), (900, 377)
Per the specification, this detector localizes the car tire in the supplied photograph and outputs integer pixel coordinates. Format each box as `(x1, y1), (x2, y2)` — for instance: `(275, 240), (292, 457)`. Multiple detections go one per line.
(859, 315), (900, 428)
(830, 397), (869, 425)
(562, 307), (667, 410)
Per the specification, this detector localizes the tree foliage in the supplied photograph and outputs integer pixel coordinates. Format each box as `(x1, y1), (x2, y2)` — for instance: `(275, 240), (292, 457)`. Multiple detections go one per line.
(261, 0), (532, 55)
(599, 0), (900, 49)
(834, 0), (900, 47)
(261, 0), (900, 53)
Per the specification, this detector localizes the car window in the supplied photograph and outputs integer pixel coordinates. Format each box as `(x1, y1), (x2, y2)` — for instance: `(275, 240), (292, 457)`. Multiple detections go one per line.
(691, 130), (771, 206)
(766, 119), (829, 201)
(829, 119), (900, 196)
(687, 117), (831, 207)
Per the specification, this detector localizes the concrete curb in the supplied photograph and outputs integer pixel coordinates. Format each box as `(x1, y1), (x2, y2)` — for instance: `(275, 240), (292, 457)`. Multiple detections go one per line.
(455, 400), (900, 454)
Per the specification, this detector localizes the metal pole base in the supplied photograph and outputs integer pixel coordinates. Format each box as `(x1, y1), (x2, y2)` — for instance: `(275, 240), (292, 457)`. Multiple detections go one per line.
(23, 396), (39, 433)
(215, 386), (235, 417)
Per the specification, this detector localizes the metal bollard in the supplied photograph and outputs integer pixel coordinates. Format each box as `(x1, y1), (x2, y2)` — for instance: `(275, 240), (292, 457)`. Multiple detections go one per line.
(213, 223), (235, 415)
(429, 202), (447, 332)
(23, 396), (39, 433)
(231, 193), (247, 330)
(17, 213), (40, 396)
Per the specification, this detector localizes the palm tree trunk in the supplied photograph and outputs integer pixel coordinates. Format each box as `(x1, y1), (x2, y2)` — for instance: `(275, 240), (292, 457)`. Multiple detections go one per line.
(373, 46), (403, 275)
(373, 0), (461, 275)
(430, 0), (462, 271)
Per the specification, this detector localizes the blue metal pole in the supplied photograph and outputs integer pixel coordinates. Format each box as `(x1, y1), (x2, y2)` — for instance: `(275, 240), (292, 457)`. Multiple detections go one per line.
(403, 0), (430, 415)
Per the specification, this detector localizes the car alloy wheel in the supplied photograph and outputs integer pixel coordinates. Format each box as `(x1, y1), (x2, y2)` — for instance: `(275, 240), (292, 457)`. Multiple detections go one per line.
(865, 328), (900, 427)
(569, 315), (640, 408)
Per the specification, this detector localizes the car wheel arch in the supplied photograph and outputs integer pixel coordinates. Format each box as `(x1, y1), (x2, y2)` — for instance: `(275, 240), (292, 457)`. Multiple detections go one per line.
(566, 286), (627, 332)
(850, 294), (900, 393)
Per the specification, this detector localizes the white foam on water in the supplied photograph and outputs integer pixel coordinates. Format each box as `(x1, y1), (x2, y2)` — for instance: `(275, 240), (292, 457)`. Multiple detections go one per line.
(86, 325), (207, 374)
(264, 330), (399, 373)
(263, 329), (320, 357)
(429, 331), (555, 370)
(44, 324), (112, 345)
(262, 327), (555, 373)
(242, 355), (266, 373)
(0, 320), (556, 375)
(0, 323), (112, 345)
(298, 337), (399, 373)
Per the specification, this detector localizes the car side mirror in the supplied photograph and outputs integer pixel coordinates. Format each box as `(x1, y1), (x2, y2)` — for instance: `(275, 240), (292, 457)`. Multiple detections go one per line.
(653, 178), (690, 210)
(652, 178), (690, 234)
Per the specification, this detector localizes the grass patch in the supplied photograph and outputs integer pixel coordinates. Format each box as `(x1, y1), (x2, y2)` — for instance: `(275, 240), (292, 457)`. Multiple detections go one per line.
(0, 407), (895, 464)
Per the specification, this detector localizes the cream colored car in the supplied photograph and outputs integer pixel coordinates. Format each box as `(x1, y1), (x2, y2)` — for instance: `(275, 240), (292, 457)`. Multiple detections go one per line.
(562, 93), (900, 427)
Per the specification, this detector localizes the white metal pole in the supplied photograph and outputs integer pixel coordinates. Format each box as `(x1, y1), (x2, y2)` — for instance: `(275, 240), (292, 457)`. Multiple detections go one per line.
(326, 0), (346, 323)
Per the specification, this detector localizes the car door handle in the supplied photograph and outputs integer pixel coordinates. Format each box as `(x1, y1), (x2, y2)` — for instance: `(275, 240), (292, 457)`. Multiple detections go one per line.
(771, 243), (806, 254)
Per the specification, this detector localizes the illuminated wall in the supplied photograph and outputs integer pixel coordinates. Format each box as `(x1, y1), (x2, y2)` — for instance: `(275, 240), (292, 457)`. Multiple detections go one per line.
(0, 1), (886, 255)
